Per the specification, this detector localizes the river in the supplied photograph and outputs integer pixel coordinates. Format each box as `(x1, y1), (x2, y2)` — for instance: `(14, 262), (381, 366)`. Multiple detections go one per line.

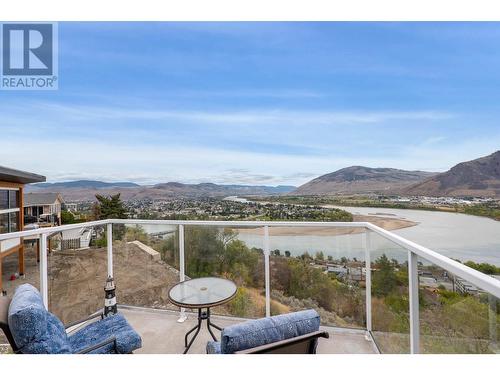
(133, 198), (500, 265)
(226, 197), (500, 265)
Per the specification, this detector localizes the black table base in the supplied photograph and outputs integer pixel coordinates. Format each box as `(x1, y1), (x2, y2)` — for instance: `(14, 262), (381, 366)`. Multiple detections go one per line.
(184, 307), (222, 354)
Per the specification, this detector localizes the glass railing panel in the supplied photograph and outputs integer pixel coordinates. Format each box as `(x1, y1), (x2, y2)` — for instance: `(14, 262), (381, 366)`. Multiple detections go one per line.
(368, 230), (411, 353)
(265, 225), (367, 329)
(417, 256), (499, 353)
(183, 224), (266, 319)
(114, 223), (180, 311)
(1, 235), (41, 296)
(47, 225), (107, 324)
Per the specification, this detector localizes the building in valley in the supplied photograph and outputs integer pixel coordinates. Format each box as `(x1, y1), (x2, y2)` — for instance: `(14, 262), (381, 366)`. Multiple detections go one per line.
(24, 192), (64, 227)
(0, 166), (46, 293)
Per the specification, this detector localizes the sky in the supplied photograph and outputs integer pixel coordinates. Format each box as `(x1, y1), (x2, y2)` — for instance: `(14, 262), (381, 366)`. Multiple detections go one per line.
(1, 22), (500, 186)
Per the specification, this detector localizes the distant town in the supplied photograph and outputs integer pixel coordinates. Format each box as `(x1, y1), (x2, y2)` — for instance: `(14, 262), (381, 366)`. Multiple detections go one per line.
(40, 193), (499, 225)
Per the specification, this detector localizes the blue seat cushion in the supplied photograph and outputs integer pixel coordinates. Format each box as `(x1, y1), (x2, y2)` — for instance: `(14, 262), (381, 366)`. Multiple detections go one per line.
(206, 341), (221, 354)
(69, 313), (142, 354)
(8, 284), (71, 354)
(214, 309), (320, 354)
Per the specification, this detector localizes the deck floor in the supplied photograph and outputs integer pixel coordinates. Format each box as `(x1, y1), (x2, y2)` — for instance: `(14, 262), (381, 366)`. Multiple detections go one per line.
(121, 307), (378, 354)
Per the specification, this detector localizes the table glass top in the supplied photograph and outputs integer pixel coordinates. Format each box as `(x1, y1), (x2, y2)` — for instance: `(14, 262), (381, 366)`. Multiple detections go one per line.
(168, 277), (237, 307)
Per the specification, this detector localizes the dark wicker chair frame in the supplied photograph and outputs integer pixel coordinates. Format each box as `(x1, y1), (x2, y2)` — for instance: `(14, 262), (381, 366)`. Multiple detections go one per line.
(233, 330), (330, 354)
(0, 297), (19, 353)
(0, 296), (118, 354)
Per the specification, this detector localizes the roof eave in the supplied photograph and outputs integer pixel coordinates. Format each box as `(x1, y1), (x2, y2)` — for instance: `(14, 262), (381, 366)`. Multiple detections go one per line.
(0, 165), (46, 185)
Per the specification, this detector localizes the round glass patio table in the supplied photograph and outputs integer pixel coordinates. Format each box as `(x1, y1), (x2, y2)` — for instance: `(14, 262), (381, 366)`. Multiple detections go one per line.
(168, 277), (237, 354)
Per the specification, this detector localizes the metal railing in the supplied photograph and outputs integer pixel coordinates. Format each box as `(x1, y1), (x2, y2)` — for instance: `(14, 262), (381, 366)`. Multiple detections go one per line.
(1, 218), (500, 354)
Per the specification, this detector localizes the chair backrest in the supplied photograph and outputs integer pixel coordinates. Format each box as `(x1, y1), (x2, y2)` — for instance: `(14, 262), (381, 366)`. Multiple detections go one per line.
(220, 309), (322, 354)
(234, 330), (329, 354)
(7, 284), (71, 354)
(0, 296), (19, 353)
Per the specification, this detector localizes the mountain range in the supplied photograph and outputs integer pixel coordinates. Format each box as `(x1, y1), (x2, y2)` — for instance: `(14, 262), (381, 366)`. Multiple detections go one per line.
(29, 180), (141, 189)
(25, 181), (296, 201)
(292, 166), (436, 195)
(401, 150), (500, 198)
(293, 151), (500, 198)
(24, 151), (500, 200)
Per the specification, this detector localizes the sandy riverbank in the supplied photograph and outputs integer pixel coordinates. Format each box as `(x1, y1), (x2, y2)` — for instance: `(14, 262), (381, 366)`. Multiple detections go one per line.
(236, 214), (417, 236)
(233, 197), (417, 236)
(354, 214), (417, 231)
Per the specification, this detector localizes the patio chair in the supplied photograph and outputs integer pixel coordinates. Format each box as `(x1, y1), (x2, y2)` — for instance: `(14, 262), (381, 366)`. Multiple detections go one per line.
(0, 284), (142, 354)
(206, 309), (329, 354)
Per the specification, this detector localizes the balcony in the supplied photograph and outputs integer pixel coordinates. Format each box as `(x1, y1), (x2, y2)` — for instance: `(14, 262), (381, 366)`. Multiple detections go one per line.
(117, 308), (377, 354)
(1, 219), (499, 354)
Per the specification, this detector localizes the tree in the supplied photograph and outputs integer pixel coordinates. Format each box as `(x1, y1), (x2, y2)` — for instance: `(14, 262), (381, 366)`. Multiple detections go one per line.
(61, 210), (76, 225)
(219, 227), (238, 247)
(284, 250), (291, 258)
(464, 261), (500, 275)
(93, 194), (128, 240)
(372, 254), (398, 297)
(94, 194), (128, 219)
(315, 251), (325, 261)
(300, 251), (313, 262)
(162, 227), (263, 288)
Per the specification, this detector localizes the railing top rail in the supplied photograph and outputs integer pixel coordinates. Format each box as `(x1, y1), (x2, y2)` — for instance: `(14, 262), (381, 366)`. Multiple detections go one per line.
(0, 219), (367, 241)
(111, 218), (369, 227)
(1, 218), (499, 299)
(0, 219), (112, 240)
(366, 222), (500, 299)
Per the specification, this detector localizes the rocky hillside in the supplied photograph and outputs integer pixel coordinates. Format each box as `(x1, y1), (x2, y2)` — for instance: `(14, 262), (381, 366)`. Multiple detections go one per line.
(292, 166), (436, 195)
(26, 180), (295, 201)
(403, 151), (500, 198)
(28, 180), (140, 189)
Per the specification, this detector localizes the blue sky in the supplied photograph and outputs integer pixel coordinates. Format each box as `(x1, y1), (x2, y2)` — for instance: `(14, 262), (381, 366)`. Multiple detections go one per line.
(1, 22), (500, 185)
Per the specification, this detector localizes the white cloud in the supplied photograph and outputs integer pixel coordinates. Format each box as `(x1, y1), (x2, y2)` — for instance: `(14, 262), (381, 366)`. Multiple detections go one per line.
(1, 100), (496, 185)
(2, 132), (498, 186)
(0, 100), (454, 126)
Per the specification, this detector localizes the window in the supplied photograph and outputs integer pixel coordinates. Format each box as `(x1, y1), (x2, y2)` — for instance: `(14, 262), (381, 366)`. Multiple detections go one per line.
(0, 188), (21, 233)
(0, 190), (7, 210)
(0, 213), (8, 234)
(0, 189), (19, 209)
(9, 212), (19, 232)
(9, 190), (19, 209)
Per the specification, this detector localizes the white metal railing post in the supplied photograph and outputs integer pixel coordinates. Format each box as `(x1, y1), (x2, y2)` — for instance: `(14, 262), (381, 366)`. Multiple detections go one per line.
(363, 230), (372, 333)
(264, 225), (271, 317)
(408, 250), (420, 354)
(39, 233), (49, 309)
(107, 223), (113, 278)
(488, 294), (498, 344)
(178, 224), (187, 322)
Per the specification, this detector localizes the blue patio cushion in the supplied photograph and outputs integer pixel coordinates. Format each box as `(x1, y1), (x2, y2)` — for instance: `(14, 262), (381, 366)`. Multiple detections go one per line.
(211, 309), (320, 354)
(69, 313), (142, 354)
(206, 341), (221, 354)
(8, 284), (71, 354)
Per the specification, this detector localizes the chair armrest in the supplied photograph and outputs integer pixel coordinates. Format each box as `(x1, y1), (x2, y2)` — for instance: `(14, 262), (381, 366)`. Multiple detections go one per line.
(234, 330), (330, 354)
(65, 310), (103, 330)
(76, 336), (118, 354)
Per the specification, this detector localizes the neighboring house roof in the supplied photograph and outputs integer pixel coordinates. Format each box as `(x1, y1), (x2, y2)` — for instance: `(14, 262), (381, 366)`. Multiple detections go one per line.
(24, 192), (64, 206)
(0, 165), (46, 184)
(327, 266), (347, 274)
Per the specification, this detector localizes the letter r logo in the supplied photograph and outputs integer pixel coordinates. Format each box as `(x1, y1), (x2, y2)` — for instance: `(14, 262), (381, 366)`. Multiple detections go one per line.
(2, 24), (53, 76)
